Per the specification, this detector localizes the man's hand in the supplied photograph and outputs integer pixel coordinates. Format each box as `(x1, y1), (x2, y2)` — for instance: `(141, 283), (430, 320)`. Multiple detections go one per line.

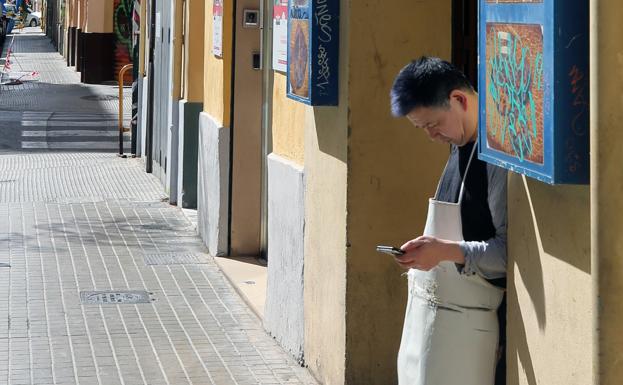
(393, 236), (465, 271)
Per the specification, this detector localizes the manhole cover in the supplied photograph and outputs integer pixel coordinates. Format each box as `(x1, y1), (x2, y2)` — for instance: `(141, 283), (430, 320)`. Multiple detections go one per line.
(80, 290), (152, 304)
(81, 95), (119, 101)
(144, 253), (206, 265)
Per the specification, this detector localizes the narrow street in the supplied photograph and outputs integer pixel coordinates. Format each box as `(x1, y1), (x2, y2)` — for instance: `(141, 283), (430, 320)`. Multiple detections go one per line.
(0, 29), (317, 385)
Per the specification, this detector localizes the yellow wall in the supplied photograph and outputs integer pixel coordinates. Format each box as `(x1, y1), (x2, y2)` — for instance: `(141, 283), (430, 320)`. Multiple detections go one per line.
(303, 4), (350, 384)
(507, 176), (591, 385)
(593, 1), (623, 383)
(184, 0), (205, 102)
(138, 0), (146, 75)
(203, 0), (232, 126)
(304, 102), (349, 385)
(85, 0), (113, 33)
(271, 72), (305, 165)
(172, 0), (184, 100)
(343, 0), (451, 383)
(71, 0), (78, 27)
(303, 1), (452, 383)
(79, 0), (86, 30)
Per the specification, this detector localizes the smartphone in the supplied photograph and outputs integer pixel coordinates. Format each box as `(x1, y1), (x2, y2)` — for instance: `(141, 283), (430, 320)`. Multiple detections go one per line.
(376, 245), (405, 256)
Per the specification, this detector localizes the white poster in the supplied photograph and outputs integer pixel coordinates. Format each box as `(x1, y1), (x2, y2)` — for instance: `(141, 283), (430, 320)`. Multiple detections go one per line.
(272, 1), (288, 72)
(213, 0), (223, 57)
(155, 12), (161, 39)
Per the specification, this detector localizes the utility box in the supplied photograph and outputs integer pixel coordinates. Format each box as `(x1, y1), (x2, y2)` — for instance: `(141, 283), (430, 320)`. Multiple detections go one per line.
(478, 0), (589, 184)
(286, 0), (339, 106)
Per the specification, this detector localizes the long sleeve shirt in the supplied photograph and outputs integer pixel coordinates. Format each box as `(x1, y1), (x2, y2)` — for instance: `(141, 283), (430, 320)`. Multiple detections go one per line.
(458, 163), (507, 280)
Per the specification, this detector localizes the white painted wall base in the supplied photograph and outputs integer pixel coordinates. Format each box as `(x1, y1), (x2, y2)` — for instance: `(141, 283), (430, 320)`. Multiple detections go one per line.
(197, 112), (230, 257)
(138, 76), (148, 158)
(264, 153), (305, 362)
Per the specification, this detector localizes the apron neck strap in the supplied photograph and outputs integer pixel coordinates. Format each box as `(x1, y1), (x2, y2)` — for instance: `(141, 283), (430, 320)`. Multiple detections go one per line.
(457, 141), (478, 204)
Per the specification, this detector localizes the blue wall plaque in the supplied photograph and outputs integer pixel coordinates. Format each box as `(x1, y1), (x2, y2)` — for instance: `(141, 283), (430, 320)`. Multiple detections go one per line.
(478, 0), (589, 184)
(287, 0), (339, 106)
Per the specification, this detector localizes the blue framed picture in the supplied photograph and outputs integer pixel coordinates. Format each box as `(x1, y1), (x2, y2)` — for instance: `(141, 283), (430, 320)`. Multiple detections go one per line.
(286, 0), (339, 106)
(478, 0), (589, 184)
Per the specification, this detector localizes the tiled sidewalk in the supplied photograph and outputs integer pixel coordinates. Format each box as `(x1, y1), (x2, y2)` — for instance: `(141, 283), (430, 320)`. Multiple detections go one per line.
(0, 153), (317, 385)
(0, 26), (318, 385)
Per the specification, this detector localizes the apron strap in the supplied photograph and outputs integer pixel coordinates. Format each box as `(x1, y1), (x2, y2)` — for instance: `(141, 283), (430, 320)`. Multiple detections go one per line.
(433, 148), (453, 201)
(457, 141), (478, 205)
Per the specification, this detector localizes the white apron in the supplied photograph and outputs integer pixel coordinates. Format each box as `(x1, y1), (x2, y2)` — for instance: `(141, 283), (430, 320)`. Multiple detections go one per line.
(397, 144), (504, 385)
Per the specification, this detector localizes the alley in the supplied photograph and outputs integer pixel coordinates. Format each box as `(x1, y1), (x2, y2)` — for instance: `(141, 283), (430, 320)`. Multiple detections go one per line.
(0, 28), (317, 385)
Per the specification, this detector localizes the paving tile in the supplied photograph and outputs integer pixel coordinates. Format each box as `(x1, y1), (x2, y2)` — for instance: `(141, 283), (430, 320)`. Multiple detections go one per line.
(0, 29), (317, 385)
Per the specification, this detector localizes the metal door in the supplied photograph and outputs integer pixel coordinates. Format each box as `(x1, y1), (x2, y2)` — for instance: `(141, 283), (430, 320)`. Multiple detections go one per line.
(151, 0), (172, 185)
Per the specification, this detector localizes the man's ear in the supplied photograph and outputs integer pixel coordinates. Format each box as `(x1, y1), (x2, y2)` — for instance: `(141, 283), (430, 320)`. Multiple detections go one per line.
(449, 90), (469, 111)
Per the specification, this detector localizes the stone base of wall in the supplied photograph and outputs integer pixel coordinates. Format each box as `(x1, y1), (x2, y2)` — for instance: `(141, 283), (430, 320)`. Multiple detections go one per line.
(80, 32), (115, 84)
(197, 112), (230, 257)
(75, 29), (82, 72)
(167, 100), (180, 205)
(67, 27), (76, 67)
(264, 153), (305, 362)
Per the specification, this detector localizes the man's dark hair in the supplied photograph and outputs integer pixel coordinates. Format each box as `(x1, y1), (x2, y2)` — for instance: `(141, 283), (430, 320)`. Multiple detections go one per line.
(390, 56), (474, 117)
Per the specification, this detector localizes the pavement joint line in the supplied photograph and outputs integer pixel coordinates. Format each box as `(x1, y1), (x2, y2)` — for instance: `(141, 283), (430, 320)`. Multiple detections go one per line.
(82, 202), (153, 385)
(21, 205), (35, 385)
(46, 203), (97, 385)
(22, 121), (119, 127)
(153, 207), (265, 382)
(7, 206), (12, 385)
(102, 201), (186, 385)
(132, 205), (215, 384)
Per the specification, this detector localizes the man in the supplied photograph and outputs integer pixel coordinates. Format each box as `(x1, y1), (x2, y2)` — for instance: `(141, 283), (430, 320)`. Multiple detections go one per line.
(390, 56), (507, 384)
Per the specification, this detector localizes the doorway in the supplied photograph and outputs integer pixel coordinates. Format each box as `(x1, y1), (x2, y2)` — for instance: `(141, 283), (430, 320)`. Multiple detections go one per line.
(452, 0), (478, 89)
(228, 0), (264, 257)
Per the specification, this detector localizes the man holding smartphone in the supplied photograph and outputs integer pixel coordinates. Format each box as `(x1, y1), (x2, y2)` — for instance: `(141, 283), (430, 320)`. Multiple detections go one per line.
(389, 57), (508, 385)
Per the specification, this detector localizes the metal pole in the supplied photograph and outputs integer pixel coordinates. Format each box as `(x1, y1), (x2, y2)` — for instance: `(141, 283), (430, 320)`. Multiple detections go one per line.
(118, 64), (133, 157)
(145, 0), (156, 173)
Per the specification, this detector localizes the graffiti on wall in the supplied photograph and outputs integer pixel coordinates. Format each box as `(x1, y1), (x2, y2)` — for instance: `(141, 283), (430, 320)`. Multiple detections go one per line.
(288, 0), (310, 98)
(485, 23), (544, 164)
(114, 0), (133, 82)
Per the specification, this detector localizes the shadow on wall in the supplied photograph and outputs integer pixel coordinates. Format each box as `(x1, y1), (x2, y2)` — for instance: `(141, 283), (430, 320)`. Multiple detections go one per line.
(313, 108), (347, 163)
(507, 173), (590, 385)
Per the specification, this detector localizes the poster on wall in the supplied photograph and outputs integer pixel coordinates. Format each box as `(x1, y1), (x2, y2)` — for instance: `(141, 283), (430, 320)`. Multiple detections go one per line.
(213, 0), (223, 57)
(272, 0), (288, 72)
(286, 0), (339, 106)
(478, 0), (589, 184)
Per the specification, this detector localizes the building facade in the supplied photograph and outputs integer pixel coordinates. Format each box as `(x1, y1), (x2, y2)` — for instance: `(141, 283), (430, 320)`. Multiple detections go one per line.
(47, 0), (623, 384)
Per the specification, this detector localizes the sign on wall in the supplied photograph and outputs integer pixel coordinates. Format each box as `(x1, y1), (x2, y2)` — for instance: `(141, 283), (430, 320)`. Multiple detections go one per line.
(213, 0), (223, 57)
(286, 0), (339, 106)
(478, 0), (589, 184)
(273, 0), (288, 72)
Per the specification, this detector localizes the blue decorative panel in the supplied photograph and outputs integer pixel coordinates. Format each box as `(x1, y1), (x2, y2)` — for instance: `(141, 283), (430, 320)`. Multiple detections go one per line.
(478, 0), (589, 184)
(287, 0), (339, 106)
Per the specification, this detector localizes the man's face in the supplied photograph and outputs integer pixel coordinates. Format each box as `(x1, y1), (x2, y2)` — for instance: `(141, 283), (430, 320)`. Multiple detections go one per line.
(405, 95), (470, 146)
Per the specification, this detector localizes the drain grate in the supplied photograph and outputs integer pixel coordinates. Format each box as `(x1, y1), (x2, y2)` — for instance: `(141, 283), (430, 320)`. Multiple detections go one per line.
(80, 290), (152, 304)
(144, 253), (206, 266)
